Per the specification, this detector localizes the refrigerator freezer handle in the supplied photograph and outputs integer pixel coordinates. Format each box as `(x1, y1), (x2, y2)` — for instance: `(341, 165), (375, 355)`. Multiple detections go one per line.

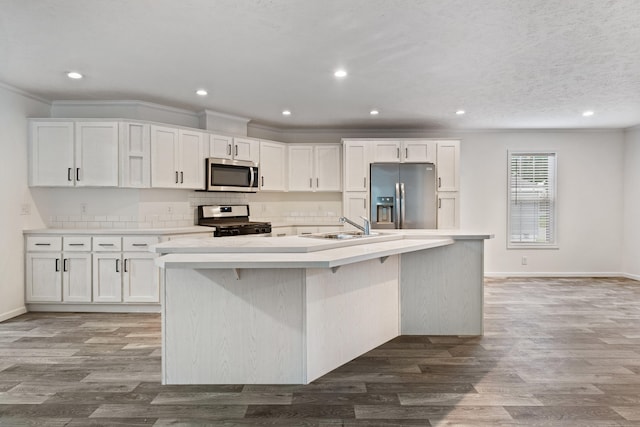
(400, 182), (406, 229)
(395, 182), (401, 229)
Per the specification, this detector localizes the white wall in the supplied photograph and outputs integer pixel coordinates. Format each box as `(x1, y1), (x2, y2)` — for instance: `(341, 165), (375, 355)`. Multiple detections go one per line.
(0, 84), (50, 321)
(459, 131), (624, 276)
(623, 126), (640, 280)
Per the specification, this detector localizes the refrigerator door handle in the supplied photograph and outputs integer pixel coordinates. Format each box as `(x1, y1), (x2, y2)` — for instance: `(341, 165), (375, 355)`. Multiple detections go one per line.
(394, 182), (401, 229)
(400, 182), (406, 228)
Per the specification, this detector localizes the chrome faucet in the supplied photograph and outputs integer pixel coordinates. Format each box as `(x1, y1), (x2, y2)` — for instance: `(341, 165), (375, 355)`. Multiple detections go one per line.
(339, 216), (371, 235)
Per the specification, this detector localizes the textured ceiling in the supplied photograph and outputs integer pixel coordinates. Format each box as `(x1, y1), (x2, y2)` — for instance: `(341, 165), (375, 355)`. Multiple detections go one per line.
(2, 0), (640, 130)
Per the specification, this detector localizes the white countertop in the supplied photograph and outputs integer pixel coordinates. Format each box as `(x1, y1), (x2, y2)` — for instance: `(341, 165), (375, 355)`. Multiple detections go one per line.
(156, 237), (455, 269)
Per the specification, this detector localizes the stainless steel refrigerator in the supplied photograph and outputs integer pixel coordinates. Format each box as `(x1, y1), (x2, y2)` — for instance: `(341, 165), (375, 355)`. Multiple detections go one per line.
(370, 163), (437, 229)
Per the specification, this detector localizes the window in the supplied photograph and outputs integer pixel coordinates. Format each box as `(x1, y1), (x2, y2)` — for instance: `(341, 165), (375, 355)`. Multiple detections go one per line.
(508, 151), (557, 248)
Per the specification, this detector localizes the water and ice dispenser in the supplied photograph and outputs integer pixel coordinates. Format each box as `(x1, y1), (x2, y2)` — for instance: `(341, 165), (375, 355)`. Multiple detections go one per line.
(375, 196), (394, 225)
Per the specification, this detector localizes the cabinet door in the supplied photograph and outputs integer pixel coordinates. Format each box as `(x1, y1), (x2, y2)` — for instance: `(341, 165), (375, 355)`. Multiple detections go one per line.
(403, 140), (437, 163)
(343, 142), (370, 192)
(92, 253), (123, 303)
(233, 137), (259, 162)
(26, 253), (62, 302)
(29, 121), (74, 186)
(372, 141), (401, 163)
(436, 141), (460, 191)
(210, 134), (233, 159)
(288, 145), (314, 191)
(74, 122), (119, 187)
(178, 129), (205, 189)
(343, 192), (369, 230)
(122, 253), (159, 303)
(437, 192), (459, 229)
(150, 125), (180, 188)
(259, 141), (287, 191)
(62, 253), (92, 302)
(120, 122), (150, 188)
(315, 145), (341, 192)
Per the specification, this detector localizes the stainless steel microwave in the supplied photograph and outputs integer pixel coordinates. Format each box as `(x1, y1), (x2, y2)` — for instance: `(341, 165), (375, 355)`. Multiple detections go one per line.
(206, 158), (259, 192)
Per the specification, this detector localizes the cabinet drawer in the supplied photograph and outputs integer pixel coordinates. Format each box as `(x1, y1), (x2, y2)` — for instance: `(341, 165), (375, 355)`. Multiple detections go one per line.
(63, 236), (91, 252)
(26, 236), (62, 251)
(93, 236), (122, 251)
(123, 236), (159, 252)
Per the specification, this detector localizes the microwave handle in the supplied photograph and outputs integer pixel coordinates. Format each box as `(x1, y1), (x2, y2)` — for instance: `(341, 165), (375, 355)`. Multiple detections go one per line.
(249, 166), (255, 187)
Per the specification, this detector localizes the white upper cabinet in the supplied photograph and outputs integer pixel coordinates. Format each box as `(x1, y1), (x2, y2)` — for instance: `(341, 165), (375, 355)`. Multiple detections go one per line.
(150, 125), (205, 189)
(342, 140), (370, 192)
(120, 122), (150, 188)
(232, 137), (260, 163)
(209, 134), (234, 159)
(29, 120), (119, 187)
(288, 144), (341, 192)
(259, 140), (287, 191)
(436, 140), (460, 191)
(209, 135), (259, 163)
(372, 140), (436, 163)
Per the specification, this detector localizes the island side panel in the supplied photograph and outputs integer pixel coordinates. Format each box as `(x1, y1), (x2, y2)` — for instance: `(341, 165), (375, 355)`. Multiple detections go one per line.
(400, 240), (484, 335)
(163, 267), (305, 384)
(305, 256), (400, 382)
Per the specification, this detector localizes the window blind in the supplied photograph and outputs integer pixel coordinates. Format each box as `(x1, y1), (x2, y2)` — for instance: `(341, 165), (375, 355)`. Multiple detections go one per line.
(508, 152), (556, 246)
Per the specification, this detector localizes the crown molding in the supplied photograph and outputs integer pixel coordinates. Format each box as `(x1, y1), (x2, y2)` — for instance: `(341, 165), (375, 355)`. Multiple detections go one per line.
(51, 100), (198, 118)
(197, 109), (250, 124)
(0, 81), (51, 104)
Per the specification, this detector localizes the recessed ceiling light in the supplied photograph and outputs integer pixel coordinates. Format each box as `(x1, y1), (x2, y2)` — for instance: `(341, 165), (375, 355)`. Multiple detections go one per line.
(196, 89), (208, 96)
(370, 110), (379, 116)
(455, 110), (465, 115)
(67, 71), (83, 79)
(334, 69), (348, 78)
(582, 110), (594, 117)
(282, 110), (292, 116)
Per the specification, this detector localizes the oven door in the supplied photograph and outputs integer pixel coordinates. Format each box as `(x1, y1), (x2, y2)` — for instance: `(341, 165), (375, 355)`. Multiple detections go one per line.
(207, 158), (259, 192)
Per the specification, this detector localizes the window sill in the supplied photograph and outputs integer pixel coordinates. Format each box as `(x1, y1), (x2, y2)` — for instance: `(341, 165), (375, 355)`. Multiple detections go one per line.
(507, 244), (559, 250)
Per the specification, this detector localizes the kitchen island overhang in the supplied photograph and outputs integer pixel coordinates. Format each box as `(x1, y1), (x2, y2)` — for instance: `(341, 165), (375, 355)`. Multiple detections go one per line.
(153, 232), (492, 385)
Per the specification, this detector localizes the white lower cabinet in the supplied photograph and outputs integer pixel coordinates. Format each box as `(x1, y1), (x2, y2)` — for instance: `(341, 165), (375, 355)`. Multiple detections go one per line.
(25, 234), (161, 309)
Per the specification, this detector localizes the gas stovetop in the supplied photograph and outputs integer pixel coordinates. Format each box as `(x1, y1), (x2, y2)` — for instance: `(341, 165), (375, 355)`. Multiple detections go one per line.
(197, 205), (271, 237)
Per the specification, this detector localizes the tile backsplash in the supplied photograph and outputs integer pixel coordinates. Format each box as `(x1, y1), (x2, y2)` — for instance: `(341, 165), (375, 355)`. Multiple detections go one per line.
(43, 190), (342, 229)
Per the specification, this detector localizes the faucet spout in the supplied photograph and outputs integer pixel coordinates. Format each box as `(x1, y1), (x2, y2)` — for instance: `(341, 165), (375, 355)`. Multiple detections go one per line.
(339, 216), (371, 235)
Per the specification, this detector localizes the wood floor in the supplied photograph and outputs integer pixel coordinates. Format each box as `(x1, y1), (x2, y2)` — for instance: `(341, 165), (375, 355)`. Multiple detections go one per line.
(1, 277), (640, 426)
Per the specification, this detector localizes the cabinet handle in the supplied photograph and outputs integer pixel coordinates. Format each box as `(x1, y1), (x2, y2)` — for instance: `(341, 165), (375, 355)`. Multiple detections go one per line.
(68, 243), (84, 246)
(363, 198), (366, 209)
(132, 243), (147, 247)
(55, 258), (60, 272)
(261, 176), (264, 186)
(363, 177), (366, 188)
(124, 259), (128, 273)
(438, 177), (442, 188)
(227, 144), (231, 156)
(99, 243), (115, 247)
(316, 177), (319, 187)
(438, 198), (442, 209)
(175, 171), (179, 184)
(397, 147), (400, 159)
(115, 258), (120, 272)
(235, 145), (238, 156)
(76, 168), (80, 181)
(309, 178), (312, 188)
(63, 258), (68, 272)
(405, 147), (408, 159)
(67, 168), (72, 181)
(180, 171), (184, 183)
(35, 243), (51, 246)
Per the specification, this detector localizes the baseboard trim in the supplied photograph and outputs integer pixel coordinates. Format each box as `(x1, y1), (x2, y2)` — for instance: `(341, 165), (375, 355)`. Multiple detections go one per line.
(484, 272), (627, 278)
(621, 272), (640, 281)
(0, 306), (28, 322)
(26, 303), (160, 313)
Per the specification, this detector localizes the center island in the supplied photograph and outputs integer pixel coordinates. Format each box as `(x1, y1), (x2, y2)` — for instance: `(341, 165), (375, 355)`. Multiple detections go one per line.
(153, 230), (492, 385)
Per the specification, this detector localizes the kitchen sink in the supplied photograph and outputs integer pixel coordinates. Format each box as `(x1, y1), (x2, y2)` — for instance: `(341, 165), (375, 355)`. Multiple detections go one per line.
(300, 231), (379, 240)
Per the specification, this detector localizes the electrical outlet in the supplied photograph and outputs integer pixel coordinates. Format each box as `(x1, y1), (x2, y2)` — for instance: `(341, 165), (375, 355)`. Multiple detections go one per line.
(80, 203), (88, 214)
(521, 256), (528, 265)
(20, 203), (31, 215)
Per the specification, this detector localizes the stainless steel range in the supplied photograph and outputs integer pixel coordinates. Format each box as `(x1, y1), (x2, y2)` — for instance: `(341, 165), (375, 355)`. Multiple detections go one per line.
(197, 205), (272, 237)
